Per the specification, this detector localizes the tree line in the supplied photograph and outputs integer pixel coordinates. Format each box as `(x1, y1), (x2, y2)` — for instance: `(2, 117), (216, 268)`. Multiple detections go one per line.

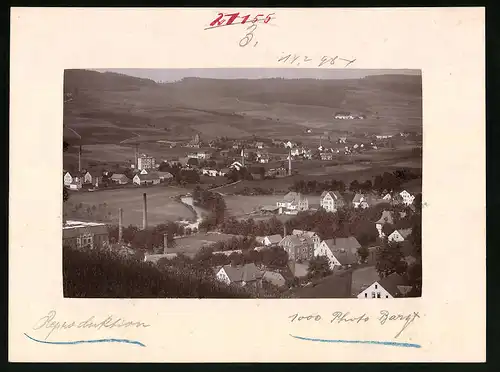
(107, 221), (194, 252)
(157, 162), (200, 184)
(375, 206), (422, 297)
(217, 203), (417, 247)
(193, 187), (227, 230)
(290, 169), (420, 195)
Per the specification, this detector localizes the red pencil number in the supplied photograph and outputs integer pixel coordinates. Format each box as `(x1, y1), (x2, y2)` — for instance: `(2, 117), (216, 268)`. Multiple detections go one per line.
(240, 14), (250, 24)
(210, 13), (225, 27)
(209, 12), (274, 28)
(252, 14), (264, 23)
(264, 13), (274, 23)
(225, 12), (240, 26)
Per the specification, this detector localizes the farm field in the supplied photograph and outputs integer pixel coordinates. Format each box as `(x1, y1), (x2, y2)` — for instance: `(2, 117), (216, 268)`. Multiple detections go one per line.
(215, 162), (421, 195)
(170, 232), (241, 257)
(224, 194), (322, 219)
(64, 186), (193, 226)
(63, 142), (196, 171)
(224, 195), (284, 217)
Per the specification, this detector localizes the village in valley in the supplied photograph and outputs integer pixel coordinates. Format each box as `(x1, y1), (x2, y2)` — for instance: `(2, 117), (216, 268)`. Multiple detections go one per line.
(62, 69), (423, 299)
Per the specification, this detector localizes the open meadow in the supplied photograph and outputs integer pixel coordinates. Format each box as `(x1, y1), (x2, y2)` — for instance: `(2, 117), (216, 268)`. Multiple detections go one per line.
(170, 232), (241, 257)
(64, 186), (193, 226)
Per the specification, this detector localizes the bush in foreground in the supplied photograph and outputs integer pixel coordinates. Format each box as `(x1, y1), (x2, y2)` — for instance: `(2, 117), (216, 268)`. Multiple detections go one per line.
(63, 248), (252, 298)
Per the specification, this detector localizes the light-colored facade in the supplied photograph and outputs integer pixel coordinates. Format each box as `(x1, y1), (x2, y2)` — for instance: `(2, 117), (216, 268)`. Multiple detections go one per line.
(63, 220), (109, 250)
(320, 191), (345, 213)
(138, 155), (156, 170)
(357, 282), (393, 299)
(399, 190), (415, 206)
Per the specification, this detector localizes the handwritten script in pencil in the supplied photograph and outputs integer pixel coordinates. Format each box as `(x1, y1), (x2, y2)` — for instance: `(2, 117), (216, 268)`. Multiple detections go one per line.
(289, 310), (421, 339)
(31, 310), (151, 340)
(278, 53), (356, 68)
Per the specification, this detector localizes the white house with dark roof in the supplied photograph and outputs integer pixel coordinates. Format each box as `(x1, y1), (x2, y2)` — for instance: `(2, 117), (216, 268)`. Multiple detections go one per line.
(399, 190), (415, 206)
(216, 263), (264, 287)
(357, 272), (413, 299)
(382, 193), (392, 201)
(83, 171), (101, 186)
(110, 173), (130, 185)
(352, 193), (366, 208)
(315, 237), (361, 269)
(262, 234), (283, 246)
(276, 192), (309, 215)
(388, 228), (413, 243)
(63, 171), (73, 186)
(292, 230), (321, 250)
(320, 191), (345, 213)
(133, 172), (160, 186)
(375, 210), (395, 238)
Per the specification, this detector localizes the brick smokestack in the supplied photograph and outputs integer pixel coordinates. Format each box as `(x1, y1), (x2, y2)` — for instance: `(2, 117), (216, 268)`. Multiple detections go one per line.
(288, 148), (292, 176)
(241, 148), (245, 167)
(78, 145), (82, 173)
(142, 193), (148, 230)
(283, 224), (287, 237)
(163, 233), (168, 254)
(118, 208), (123, 243)
(135, 144), (139, 169)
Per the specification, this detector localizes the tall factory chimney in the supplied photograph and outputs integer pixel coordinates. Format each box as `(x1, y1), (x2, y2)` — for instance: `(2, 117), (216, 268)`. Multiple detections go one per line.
(78, 145), (82, 173)
(288, 148), (292, 176)
(135, 144), (139, 169)
(142, 193), (148, 230)
(118, 208), (123, 243)
(241, 148), (245, 167)
(163, 233), (169, 254)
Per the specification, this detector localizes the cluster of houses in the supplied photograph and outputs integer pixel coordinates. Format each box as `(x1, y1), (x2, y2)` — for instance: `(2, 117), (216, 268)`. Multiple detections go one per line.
(63, 152), (174, 191)
(214, 203), (417, 297)
(267, 189), (416, 216)
(334, 112), (367, 120)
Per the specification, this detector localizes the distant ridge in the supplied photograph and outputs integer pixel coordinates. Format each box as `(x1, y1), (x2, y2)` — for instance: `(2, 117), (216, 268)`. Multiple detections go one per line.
(64, 69), (157, 92)
(63, 69), (422, 145)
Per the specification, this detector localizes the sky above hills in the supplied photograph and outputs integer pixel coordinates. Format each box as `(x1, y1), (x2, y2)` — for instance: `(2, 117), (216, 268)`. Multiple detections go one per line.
(95, 68), (421, 83)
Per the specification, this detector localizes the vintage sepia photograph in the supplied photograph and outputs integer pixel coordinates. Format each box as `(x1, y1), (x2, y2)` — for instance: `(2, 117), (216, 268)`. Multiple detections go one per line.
(62, 68), (423, 299)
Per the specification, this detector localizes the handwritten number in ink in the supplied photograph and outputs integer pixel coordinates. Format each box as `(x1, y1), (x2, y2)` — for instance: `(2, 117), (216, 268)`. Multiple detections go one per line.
(319, 56), (338, 67)
(225, 12), (240, 26)
(289, 313), (322, 322)
(210, 13), (225, 27)
(278, 54), (291, 63)
(338, 57), (357, 67)
(247, 23), (257, 33)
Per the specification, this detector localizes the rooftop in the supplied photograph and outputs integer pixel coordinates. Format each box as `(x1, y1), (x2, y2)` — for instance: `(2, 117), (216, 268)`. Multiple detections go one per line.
(221, 263), (264, 283)
(63, 220), (107, 230)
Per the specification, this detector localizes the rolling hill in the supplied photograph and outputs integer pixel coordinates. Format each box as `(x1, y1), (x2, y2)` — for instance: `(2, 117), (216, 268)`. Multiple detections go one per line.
(63, 69), (422, 146)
